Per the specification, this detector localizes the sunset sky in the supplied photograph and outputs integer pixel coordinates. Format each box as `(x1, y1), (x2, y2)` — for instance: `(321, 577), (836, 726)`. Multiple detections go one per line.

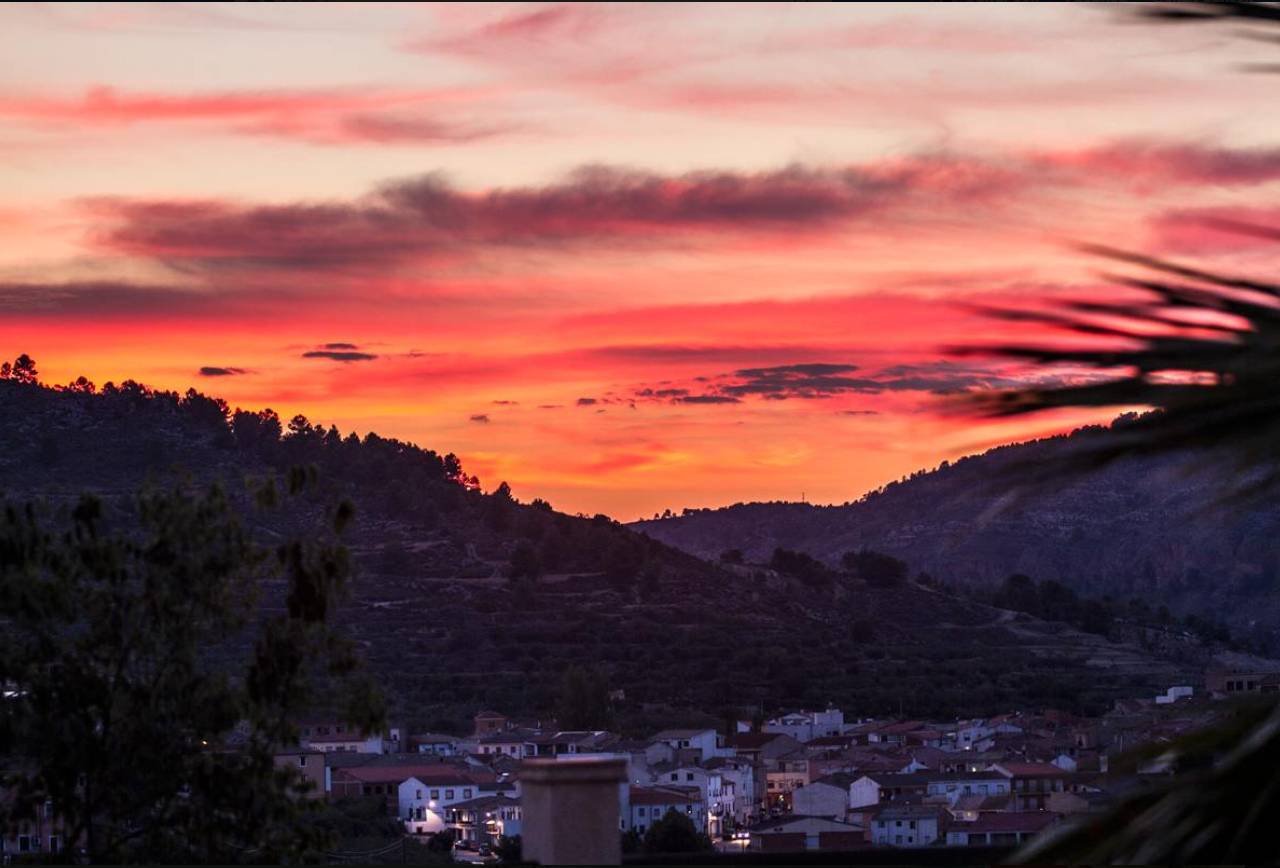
(4, 2), (1280, 519)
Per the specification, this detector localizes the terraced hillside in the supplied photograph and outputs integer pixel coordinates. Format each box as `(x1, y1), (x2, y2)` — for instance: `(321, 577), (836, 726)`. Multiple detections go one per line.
(0, 378), (1240, 731)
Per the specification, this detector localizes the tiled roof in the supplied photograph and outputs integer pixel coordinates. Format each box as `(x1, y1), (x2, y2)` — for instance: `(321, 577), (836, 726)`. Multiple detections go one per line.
(629, 785), (703, 805)
(953, 811), (1059, 834)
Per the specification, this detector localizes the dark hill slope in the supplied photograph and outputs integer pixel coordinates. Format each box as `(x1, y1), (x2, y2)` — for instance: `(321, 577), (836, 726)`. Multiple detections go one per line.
(0, 380), (1232, 726)
(633, 422), (1280, 649)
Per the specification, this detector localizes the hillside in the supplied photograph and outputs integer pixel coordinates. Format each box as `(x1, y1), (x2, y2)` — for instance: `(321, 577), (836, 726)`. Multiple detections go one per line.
(633, 419), (1280, 652)
(0, 375), (1246, 730)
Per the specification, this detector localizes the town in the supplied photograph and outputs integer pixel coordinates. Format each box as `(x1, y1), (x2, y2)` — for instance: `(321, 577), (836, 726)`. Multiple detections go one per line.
(8, 666), (1264, 864)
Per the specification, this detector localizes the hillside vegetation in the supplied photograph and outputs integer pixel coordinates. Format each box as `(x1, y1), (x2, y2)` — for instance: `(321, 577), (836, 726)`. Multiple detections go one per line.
(0, 365), (1246, 728)
(635, 418), (1280, 652)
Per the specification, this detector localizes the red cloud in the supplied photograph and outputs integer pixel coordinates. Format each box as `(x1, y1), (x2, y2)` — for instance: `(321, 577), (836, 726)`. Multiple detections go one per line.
(1036, 141), (1280, 188)
(0, 85), (509, 145)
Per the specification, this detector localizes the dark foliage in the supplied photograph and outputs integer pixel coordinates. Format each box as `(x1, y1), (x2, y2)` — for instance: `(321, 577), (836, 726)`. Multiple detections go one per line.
(0, 479), (382, 863)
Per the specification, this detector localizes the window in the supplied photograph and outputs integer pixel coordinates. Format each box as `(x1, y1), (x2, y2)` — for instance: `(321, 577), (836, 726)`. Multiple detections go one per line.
(416, 789), (423, 799)
(686, 773), (694, 782)
(463, 789), (473, 799)
(670, 773), (678, 782)
(638, 807), (646, 817)
(445, 789), (455, 800)
(431, 790), (440, 800)
(18, 836), (32, 852)
(49, 836), (60, 854)
(298, 756), (307, 767)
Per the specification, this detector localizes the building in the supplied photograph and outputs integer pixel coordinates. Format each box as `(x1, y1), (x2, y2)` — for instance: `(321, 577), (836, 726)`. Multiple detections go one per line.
(410, 733), (460, 756)
(623, 786), (706, 837)
(791, 773), (856, 821)
(649, 729), (721, 763)
(727, 732), (802, 765)
(763, 708), (846, 743)
(1206, 669), (1280, 698)
(923, 772), (1011, 804)
(991, 762), (1069, 811)
(704, 756), (763, 827)
(0, 796), (71, 862)
(747, 815), (866, 853)
(330, 760), (490, 811)
(297, 721), (383, 754)
(273, 750), (326, 798)
(869, 804), (945, 848)
(398, 774), (488, 835)
(850, 773), (928, 809)
(473, 710), (510, 737)
(945, 811), (1059, 847)
(1155, 686), (1193, 705)
(444, 794), (522, 845)
(765, 755), (812, 812)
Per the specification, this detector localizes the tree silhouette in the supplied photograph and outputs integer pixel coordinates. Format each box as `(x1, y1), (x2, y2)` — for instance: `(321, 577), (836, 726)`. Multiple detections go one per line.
(0, 476), (384, 863)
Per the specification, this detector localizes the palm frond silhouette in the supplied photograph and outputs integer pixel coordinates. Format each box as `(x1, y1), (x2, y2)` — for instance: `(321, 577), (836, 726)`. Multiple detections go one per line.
(964, 245), (1280, 496)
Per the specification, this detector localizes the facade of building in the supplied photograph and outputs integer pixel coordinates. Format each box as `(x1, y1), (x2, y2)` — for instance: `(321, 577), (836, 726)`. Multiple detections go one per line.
(869, 804), (944, 848)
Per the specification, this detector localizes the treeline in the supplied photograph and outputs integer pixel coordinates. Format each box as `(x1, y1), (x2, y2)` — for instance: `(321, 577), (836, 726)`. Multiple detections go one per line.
(743, 546), (910, 588)
(0, 354), (719, 586)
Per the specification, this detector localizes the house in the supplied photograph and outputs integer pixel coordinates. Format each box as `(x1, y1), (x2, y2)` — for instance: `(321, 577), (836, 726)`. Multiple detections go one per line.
(477, 729), (536, 759)
(1155, 686), (1194, 705)
(444, 794), (522, 845)
(945, 811), (1058, 847)
(991, 762), (1068, 811)
(523, 730), (617, 758)
(850, 773), (928, 808)
(923, 772), (1011, 804)
(869, 721), (927, 746)
(869, 804), (945, 848)
(653, 765), (725, 835)
(398, 774), (489, 835)
(0, 795), (71, 862)
(728, 732), (802, 764)
(704, 756), (763, 826)
(330, 760), (490, 810)
(791, 773), (857, 820)
(804, 735), (857, 756)
(410, 733), (460, 756)
(763, 708), (846, 743)
(298, 720), (384, 754)
(650, 729), (721, 763)
(747, 815), (867, 853)
(623, 786), (706, 836)
(273, 750), (326, 797)
(473, 710), (509, 737)
(765, 754), (812, 812)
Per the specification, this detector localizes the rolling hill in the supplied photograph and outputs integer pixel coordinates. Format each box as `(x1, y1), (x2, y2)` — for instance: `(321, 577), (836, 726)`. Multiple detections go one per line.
(633, 419), (1280, 653)
(0, 376), (1252, 731)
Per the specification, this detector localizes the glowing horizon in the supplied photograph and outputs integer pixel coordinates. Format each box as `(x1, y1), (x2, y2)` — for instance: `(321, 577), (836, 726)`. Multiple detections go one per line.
(4, 2), (1280, 520)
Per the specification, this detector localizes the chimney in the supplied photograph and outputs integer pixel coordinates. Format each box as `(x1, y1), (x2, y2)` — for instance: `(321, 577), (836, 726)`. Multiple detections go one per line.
(520, 758), (627, 865)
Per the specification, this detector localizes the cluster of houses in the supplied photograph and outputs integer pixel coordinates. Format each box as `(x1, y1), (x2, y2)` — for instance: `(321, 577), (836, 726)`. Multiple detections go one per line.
(5, 673), (1252, 862)
(264, 684), (1221, 857)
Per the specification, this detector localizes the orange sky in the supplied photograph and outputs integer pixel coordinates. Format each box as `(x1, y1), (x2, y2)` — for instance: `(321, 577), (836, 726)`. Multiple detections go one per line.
(3, 3), (1280, 519)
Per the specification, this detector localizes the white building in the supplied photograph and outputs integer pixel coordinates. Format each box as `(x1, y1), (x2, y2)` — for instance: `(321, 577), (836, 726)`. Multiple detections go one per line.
(622, 786), (706, 837)
(763, 708), (845, 743)
(791, 775), (853, 821)
(870, 805), (943, 848)
(705, 756), (762, 826)
(1155, 685), (1194, 705)
(649, 728), (724, 763)
(398, 775), (483, 835)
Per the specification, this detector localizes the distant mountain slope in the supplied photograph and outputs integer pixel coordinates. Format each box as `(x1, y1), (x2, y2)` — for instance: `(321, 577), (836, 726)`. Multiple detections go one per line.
(0, 377), (1247, 728)
(632, 420), (1280, 650)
